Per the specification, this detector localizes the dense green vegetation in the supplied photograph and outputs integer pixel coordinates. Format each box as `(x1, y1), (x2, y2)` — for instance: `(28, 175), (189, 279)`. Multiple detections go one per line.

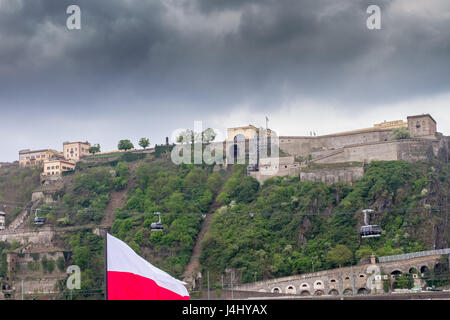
(0, 165), (41, 225)
(57, 230), (105, 300)
(2, 152), (448, 296)
(40, 161), (130, 226)
(0, 242), (11, 278)
(111, 161), (226, 277)
(200, 161), (449, 284)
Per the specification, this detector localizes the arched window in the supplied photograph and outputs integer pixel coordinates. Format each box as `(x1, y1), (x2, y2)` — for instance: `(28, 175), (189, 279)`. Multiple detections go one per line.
(420, 266), (429, 273)
(272, 287), (281, 294)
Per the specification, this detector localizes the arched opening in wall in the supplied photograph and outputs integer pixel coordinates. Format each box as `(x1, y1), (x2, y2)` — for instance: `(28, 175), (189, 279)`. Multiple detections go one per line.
(300, 283), (309, 289)
(314, 290), (324, 296)
(420, 266), (429, 273)
(313, 280), (324, 290)
(357, 288), (369, 295)
(330, 279), (337, 284)
(343, 288), (353, 296)
(409, 267), (418, 274)
(344, 276), (350, 280)
(329, 289), (339, 296)
(359, 274), (365, 279)
(272, 287), (281, 294)
(300, 290), (311, 296)
(285, 285), (296, 294)
(233, 134), (246, 163)
(391, 270), (402, 276)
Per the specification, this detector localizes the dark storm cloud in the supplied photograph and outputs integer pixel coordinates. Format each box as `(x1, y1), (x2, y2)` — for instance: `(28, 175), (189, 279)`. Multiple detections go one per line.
(1, 0), (449, 111)
(0, 0), (449, 161)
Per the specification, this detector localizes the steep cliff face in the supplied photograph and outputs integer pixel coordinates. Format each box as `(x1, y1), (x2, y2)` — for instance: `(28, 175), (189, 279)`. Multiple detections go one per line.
(377, 161), (448, 246)
(200, 160), (449, 284)
(0, 165), (41, 226)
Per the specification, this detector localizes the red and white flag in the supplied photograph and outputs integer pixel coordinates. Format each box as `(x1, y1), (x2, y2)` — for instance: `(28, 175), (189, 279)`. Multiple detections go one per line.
(106, 233), (189, 300)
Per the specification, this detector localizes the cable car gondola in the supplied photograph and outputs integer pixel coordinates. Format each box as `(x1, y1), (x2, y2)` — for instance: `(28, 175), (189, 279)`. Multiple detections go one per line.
(34, 208), (45, 225)
(150, 212), (163, 231)
(360, 209), (382, 238)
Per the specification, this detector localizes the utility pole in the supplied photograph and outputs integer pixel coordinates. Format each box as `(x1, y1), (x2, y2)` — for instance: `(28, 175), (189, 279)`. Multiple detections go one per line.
(21, 280), (24, 300)
(231, 270), (234, 300)
(254, 272), (257, 283)
(312, 261), (314, 273)
(207, 271), (210, 300)
(351, 266), (355, 296)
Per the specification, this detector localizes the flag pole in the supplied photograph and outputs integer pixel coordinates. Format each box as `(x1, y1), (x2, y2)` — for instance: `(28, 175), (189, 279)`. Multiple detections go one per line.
(104, 230), (108, 300)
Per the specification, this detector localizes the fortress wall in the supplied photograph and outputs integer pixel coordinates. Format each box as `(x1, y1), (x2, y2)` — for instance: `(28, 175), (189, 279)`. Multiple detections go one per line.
(0, 229), (54, 244)
(314, 139), (435, 164)
(14, 278), (64, 298)
(300, 166), (364, 185)
(250, 166), (301, 184)
(397, 140), (434, 162)
(253, 138), (441, 185)
(343, 141), (398, 163)
(279, 130), (392, 157)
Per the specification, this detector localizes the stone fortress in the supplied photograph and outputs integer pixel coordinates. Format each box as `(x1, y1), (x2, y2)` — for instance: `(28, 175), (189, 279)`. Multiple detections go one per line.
(226, 114), (449, 184)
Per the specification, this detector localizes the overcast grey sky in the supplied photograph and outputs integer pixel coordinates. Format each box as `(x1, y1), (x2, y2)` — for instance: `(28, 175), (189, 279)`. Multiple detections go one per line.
(1, 0), (449, 162)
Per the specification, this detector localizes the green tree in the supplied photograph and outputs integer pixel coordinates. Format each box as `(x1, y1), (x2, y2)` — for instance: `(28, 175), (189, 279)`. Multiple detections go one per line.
(89, 144), (101, 155)
(390, 127), (411, 140)
(326, 245), (353, 268)
(202, 128), (216, 143)
(355, 245), (373, 262)
(176, 128), (216, 143)
(118, 139), (134, 151)
(56, 256), (65, 272)
(395, 273), (414, 289)
(72, 246), (90, 270)
(176, 129), (194, 144)
(139, 138), (150, 149)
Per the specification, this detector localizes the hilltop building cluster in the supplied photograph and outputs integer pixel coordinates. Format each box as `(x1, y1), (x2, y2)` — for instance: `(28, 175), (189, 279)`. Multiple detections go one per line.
(19, 141), (91, 177)
(14, 113), (448, 187)
(226, 114), (448, 184)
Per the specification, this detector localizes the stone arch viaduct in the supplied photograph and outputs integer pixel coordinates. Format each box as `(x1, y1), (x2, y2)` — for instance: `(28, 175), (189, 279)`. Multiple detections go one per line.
(234, 249), (450, 296)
